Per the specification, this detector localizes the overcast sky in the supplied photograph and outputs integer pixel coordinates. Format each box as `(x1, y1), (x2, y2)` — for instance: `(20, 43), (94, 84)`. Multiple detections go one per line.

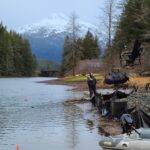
(0, 0), (122, 30)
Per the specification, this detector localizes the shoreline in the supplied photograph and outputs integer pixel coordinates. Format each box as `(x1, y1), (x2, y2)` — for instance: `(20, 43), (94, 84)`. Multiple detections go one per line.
(39, 76), (150, 92)
(40, 77), (150, 136)
(39, 78), (123, 135)
(38, 78), (89, 91)
(63, 98), (123, 136)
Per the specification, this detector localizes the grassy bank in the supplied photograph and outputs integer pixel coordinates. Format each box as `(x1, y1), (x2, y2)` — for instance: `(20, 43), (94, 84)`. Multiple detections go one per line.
(60, 74), (150, 90)
(60, 74), (106, 90)
(61, 74), (104, 83)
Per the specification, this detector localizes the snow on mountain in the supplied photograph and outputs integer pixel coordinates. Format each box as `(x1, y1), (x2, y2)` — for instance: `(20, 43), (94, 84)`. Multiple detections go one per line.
(15, 13), (105, 64)
(16, 13), (98, 37)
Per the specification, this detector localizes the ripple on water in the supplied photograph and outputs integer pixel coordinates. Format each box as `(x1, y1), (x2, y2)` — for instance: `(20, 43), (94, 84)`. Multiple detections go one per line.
(0, 78), (102, 150)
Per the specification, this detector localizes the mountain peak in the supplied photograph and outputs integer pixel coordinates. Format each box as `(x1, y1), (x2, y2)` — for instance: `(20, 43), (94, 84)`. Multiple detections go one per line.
(15, 13), (105, 64)
(16, 13), (98, 36)
(48, 13), (68, 20)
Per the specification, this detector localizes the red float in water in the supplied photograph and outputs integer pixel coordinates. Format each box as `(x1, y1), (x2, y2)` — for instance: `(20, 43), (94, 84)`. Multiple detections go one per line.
(16, 145), (20, 150)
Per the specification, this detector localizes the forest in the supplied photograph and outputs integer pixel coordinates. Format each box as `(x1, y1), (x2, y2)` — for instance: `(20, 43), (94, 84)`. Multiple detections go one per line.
(0, 0), (150, 77)
(61, 0), (150, 76)
(105, 0), (150, 73)
(0, 24), (37, 76)
(61, 30), (100, 75)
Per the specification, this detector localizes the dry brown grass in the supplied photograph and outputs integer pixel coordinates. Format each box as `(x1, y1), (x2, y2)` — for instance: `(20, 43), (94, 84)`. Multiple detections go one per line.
(127, 77), (150, 89)
(96, 76), (150, 89)
(42, 74), (150, 90)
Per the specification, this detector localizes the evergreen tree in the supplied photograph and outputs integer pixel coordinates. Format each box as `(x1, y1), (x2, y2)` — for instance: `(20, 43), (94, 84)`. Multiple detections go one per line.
(61, 36), (82, 75)
(61, 36), (71, 74)
(0, 24), (14, 75)
(112, 0), (149, 54)
(81, 31), (100, 59)
(0, 23), (37, 76)
(105, 0), (150, 70)
(21, 39), (36, 76)
(62, 13), (82, 76)
(61, 30), (101, 75)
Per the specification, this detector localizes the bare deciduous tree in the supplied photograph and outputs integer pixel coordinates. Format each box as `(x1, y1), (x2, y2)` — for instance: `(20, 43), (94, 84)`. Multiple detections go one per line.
(104, 0), (115, 47)
(98, 0), (122, 71)
(67, 12), (80, 42)
(100, 0), (119, 48)
(66, 12), (81, 76)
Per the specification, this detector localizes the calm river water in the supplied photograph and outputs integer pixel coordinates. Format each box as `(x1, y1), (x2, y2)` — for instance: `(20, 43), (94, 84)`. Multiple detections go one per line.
(0, 78), (102, 150)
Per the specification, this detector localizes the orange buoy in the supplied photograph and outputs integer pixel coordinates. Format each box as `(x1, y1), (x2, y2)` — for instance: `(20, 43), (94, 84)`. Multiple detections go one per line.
(16, 145), (20, 150)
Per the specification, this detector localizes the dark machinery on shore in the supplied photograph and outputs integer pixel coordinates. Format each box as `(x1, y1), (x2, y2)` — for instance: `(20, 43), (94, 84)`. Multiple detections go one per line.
(92, 36), (150, 116)
(104, 69), (129, 85)
(94, 90), (131, 118)
(120, 35), (150, 68)
(95, 68), (131, 118)
(97, 35), (150, 149)
(120, 39), (143, 68)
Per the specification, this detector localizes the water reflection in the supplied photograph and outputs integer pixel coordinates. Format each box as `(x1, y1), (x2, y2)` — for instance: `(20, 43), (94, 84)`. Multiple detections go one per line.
(0, 78), (101, 150)
(63, 105), (83, 148)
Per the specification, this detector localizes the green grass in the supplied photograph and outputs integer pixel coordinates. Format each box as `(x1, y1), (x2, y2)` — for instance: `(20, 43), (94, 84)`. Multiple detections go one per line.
(60, 74), (150, 89)
(62, 74), (104, 83)
(141, 71), (150, 77)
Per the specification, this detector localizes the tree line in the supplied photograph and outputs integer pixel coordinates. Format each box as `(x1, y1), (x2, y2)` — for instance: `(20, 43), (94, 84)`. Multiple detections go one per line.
(61, 13), (101, 76)
(61, 0), (150, 76)
(0, 23), (37, 76)
(61, 31), (100, 75)
(104, 0), (150, 71)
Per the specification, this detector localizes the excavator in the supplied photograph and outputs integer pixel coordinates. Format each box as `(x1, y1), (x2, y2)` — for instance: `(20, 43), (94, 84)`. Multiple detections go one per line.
(120, 35), (150, 68)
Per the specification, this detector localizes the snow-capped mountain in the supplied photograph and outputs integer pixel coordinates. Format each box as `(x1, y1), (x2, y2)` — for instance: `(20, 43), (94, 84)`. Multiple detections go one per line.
(17, 13), (97, 36)
(16, 13), (104, 64)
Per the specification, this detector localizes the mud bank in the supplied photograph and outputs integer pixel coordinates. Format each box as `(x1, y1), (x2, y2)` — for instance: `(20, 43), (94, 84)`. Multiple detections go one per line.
(40, 78), (150, 135)
(63, 88), (150, 136)
(63, 98), (122, 136)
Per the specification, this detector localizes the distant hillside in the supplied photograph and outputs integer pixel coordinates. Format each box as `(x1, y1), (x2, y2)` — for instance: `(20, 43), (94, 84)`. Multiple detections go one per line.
(16, 13), (105, 64)
(23, 32), (66, 64)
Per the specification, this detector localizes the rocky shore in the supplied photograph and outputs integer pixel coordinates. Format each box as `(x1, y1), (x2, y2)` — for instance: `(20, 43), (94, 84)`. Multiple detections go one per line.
(63, 89), (150, 136)
(127, 91), (150, 112)
(40, 78), (150, 135)
(41, 78), (150, 112)
(63, 98), (123, 136)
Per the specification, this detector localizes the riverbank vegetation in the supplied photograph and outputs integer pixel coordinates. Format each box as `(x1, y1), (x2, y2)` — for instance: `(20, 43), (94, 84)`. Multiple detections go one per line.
(103, 0), (150, 72)
(54, 74), (149, 91)
(0, 23), (37, 76)
(0, 1), (149, 78)
(61, 0), (150, 78)
(61, 13), (100, 76)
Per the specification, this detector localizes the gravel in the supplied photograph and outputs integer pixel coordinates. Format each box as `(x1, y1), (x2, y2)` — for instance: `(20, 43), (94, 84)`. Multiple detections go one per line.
(127, 91), (150, 112)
